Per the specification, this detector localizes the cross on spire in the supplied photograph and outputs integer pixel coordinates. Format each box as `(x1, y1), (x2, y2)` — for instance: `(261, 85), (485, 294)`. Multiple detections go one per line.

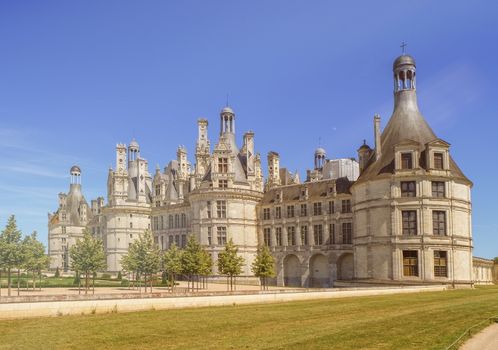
(400, 41), (407, 55)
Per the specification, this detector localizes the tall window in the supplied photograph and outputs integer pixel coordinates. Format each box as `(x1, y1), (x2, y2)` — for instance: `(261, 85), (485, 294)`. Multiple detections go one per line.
(287, 226), (296, 246)
(341, 200), (352, 213)
(168, 235), (174, 247)
(275, 227), (282, 246)
(207, 227), (212, 245)
(433, 211), (447, 236)
(403, 250), (419, 277)
(328, 201), (335, 214)
(401, 153), (413, 169)
(330, 224), (336, 244)
(153, 217), (158, 230)
(218, 157), (228, 173)
(264, 228), (271, 246)
(300, 204), (308, 217)
(168, 215), (173, 229)
(275, 207), (282, 219)
(300, 226), (308, 245)
(263, 208), (270, 220)
(342, 223), (352, 244)
(287, 205), (295, 218)
(313, 224), (323, 245)
(181, 234), (187, 248)
(313, 202), (322, 216)
(155, 184), (161, 196)
(61, 226), (66, 234)
(174, 214), (179, 228)
(161, 216), (164, 229)
(218, 179), (228, 188)
(434, 251), (448, 277)
(432, 181), (445, 198)
(207, 201), (212, 218)
(181, 213), (186, 228)
(401, 181), (416, 197)
(217, 227), (227, 245)
(434, 152), (444, 169)
(402, 210), (417, 235)
(217, 200), (227, 218)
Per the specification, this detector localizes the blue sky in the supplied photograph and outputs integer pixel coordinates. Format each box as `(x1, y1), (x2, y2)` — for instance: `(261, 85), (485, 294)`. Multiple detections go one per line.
(0, 1), (497, 258)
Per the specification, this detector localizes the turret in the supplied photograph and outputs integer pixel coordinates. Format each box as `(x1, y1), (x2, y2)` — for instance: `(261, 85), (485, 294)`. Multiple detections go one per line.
(314, 147), (326, 170)
(267, 151), (281, 188)
(357, 140), (372, 173)
(220, 106), (235, 135)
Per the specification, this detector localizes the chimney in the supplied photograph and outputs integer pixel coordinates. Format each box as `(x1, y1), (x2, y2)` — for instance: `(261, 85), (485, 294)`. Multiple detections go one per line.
(374, 114), (382, 161)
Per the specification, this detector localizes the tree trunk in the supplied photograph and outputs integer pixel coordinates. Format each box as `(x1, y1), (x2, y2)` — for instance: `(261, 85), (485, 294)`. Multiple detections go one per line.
(39, 273), (42, 291)
(0, 269), (2, 297)
(92, 274), (95, 295)
(85, 272), (89, 295)
(7, 267), (11, 297)
(17, 269), (20, 296)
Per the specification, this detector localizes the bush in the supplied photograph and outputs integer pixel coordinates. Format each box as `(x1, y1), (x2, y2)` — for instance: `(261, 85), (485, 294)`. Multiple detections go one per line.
(54, 267), (60, 278)
(73, 273), (81, 286)
(161, 271), (168, 285)
(101, 273), (112, 280)
(117, 271), (122, 281)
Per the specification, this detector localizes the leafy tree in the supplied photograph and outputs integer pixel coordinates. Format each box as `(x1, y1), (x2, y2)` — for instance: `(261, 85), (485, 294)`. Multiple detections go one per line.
(121, 241), (139, 290)
(117, 271), (122, 281)
(69, 231), (106, 295)
(22, 231), (50, 290)
(217, 239), (245, 291)
(0, 216), (23, 297)
(251, 246), (276, 290)
(494, 257), (498, 264)
(162, 243), (183, 291)
(54, 266), (60, 278)
(198, 248), (213, 290)
(180, 236), (203, 292)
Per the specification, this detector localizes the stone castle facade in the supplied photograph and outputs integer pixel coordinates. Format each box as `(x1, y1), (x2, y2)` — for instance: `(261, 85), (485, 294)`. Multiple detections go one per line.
(49, 53), (488, 287)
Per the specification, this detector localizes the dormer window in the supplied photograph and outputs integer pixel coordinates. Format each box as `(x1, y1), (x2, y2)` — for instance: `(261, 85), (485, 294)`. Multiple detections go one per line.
(218, 158), (228, 173)
(218, 179), (228, 188)
(434, 153), (444, 170)
(401, 153), (413, 169)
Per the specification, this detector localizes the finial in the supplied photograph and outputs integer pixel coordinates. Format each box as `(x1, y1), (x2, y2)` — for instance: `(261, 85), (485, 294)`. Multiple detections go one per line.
(400, 41), (407, 55)
(363, 139), (366, 145)
(226, 93), (229, 107)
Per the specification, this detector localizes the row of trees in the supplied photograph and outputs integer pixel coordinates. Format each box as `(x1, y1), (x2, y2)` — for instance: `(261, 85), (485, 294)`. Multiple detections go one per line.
(0, 216), (50, 297)
(121, 231), (276, 292)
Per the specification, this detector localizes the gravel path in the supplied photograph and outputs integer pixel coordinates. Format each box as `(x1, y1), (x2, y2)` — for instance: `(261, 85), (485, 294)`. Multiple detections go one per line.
(460, 323), (498, 350)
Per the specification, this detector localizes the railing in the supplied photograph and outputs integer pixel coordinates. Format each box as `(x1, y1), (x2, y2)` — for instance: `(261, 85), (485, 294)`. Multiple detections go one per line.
(444, 315), (498, 350)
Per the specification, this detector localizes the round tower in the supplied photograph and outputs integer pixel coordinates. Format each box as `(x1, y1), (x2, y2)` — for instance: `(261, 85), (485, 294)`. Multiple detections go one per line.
(314, 147), (326, 170)
(128, 139), (140, 162)
(220, 106), (235, 135)
(70, 165), (81, 185)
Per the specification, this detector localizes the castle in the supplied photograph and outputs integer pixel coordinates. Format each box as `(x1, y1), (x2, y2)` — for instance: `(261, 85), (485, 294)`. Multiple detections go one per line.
(49, 53), (483, 287)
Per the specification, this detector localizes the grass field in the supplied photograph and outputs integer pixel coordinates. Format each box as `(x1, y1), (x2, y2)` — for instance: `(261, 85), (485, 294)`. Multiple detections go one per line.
(0, 286), (497, 350)
(0, 276), (125, 288)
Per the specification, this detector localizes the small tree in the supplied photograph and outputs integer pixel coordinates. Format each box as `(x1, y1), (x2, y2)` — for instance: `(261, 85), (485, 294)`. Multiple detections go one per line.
(163, 243), (182, 291)
(69, 231), (106, 295)
(22, 231), (49, 290)
(218, 239), (245, 291)
(251, 246), (275, 290)
(0, 216), (23, 297)
(54, 266), (60, 278)
(181, 236), (202, 292)
(494, 257), (498, 264)
(198, 248), (213, 290)
(117, 271), (122, 281)
(121, 242), (139, 290)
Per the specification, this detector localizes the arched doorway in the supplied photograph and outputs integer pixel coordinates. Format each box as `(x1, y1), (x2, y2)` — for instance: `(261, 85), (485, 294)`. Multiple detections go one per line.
(337, 253), (354, 280)
(310, 254), (330, 288)
(283, 255), (301, 287)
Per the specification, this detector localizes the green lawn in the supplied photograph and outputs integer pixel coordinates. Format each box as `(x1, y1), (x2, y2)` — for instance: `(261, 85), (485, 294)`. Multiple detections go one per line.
(0, 276), (125, 288)
(1, 286), (498, 350)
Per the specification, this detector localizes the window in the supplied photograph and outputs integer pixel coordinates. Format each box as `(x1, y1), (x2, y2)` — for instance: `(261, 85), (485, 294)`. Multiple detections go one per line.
(401, 181), (416, 197)
(275, 227), (282, 246)
(313, 202), (322, 216)
(403, 251), (419, 277)
(130, 222), (133, 229)
(218, 157), (228, 173)
(342, 223), (352, 244)
(432, 181), (445, 198)
(341, 200), (352, 213)
(263, 208), (270, 220)
(175, 235), (180, 246)
(161, 236), (164, 250)
(402, 211), (417, 235)
(219, 179), (228, 188)
(181, 234), (187, 248)
(174, 214), (179, 228)
(168, 215), (173, 229)
(328, 201), (335, 214)
(434, 152), (444, 169)
(300, 204), (308, 217)
(300, 226), (308, 245)
(313, 225), (323, 245)
(433, 211), (447, 236)
(207, 227), (212, 245)
(217, 227), (227, 245)
(156, 201), (161, 207)
(168, 235), (174, 247)
(61, 237), (66, 244)
(275, 207), (282, 219)
(263, 228), (271, 246)
(61, 226), (66, 234)
(161, 216), (164, 229)
(207, 201), (212, 218)
(217, 200), (227, 218)
(401, 153), (413, 169)
(153, 217), (159, 230)
(330, 224), (336, 244)
(181, 213), (186, 228)
(287, 205), (295, 218)
(155, 184), (161, 196)
(287, 226), (296, 246)
(434, 251), (448, 277)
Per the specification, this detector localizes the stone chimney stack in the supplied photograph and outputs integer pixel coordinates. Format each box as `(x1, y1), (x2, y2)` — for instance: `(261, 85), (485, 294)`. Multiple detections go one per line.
(374, 114), (382, 161)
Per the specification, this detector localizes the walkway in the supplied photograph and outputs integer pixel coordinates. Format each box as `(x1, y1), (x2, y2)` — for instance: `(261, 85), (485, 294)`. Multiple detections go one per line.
(460, 323), (498, 350)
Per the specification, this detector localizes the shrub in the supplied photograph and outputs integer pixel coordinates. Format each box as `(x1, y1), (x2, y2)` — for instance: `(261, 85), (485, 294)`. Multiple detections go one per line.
(117, 271), (122, 281)
(101, 273), (112, 280)
(73, 273), (81, 286)
(54, 267), (60, 278)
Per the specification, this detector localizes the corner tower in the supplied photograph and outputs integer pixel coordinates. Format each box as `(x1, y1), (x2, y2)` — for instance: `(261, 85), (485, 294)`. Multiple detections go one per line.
(351, 53), (473, 286)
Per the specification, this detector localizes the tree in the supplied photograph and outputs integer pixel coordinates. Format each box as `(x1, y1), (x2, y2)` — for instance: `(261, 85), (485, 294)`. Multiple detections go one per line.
(251, 246), (275, 290)
(54, 266), (60, 278)
(22, 231), (50, 290)
(162, 243), (183, 291)
(217, 239), (245, 291)
(121, 241), (139, 290)
(198, 248), (213, 290)
(0, 216), (23, 297)
(69, 231), (106, 295)
(494, 257), (498, 264)
(180, 236), (202, 292)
